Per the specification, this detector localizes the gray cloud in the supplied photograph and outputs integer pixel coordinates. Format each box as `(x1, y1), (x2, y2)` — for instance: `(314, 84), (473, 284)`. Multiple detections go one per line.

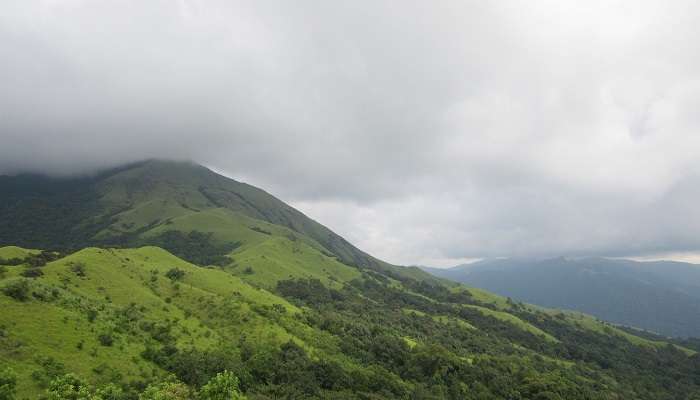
(2, 0), (700, 265)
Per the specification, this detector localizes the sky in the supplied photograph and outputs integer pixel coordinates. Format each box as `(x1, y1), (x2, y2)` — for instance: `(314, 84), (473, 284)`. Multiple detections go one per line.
(2, 1), (700, 267)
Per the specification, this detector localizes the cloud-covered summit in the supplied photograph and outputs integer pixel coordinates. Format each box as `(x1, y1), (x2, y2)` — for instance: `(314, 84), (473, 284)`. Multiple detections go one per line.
(2, 1), (700, 265)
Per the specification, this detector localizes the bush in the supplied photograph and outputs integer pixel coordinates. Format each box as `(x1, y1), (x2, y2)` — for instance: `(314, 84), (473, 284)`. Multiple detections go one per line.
(86, 309), (98, 323)
(98, 333), (114, 347)
(198, 370), (245, 400)
(0, 367), (17, 400)
(139, 380), (192, 400)
(94, 383), (125, 400)
(69, 262), (86, 277)
(165, 268), (186, 282)
(31, 357), (66, 388)
(1, 280), (30, 301)
(20, 268), (43, 278)
(45, 374), (90, 400)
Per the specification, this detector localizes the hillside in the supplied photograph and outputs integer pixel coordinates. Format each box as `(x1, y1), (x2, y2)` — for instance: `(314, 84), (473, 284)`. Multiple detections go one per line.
(422, 258), (700, 338)
(0, 161), (699, 399)
(0, 160), (430, 283)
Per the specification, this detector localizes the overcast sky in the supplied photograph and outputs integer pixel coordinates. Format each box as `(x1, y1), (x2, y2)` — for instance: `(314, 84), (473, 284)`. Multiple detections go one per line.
(3, 1), (700, 266)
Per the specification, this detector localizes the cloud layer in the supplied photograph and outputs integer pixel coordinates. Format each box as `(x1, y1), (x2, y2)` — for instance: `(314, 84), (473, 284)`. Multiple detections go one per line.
(3, 0), (700, 265)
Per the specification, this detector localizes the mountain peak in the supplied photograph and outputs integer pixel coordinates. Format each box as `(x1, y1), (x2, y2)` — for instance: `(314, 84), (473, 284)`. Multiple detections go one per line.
(0, 159), (402, 276)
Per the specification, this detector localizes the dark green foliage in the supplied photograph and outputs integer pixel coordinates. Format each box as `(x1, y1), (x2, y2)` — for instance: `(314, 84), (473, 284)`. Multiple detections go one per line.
(0, 258), (24, 266)
(97, 333), (114, 347)
(0, 367), (17, 400)
(0, 174), (109, 251)
(268, 276), (700, 399)
(140, 230), (240, 266)
(69, 262), (86, 277)
(165, 267), (186, 282)
(0, 251), (62, 269)
(20, 268), (44, 278)
(30, 357), (66, 388)
(276, 278), (345, 306)
(1, 279), (30, 301)
(26, 251), (62, 268)
(86, 309), (98, 323)
(249, 226), (271, 235)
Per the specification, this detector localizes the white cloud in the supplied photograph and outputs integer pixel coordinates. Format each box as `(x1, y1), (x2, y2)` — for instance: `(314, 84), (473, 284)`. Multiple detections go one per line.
(3, 0), (700, 265)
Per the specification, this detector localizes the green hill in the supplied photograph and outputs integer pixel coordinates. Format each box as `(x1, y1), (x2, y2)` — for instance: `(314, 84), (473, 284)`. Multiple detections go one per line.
(1, 160), (385, 270)
(1, 161), (699, 399)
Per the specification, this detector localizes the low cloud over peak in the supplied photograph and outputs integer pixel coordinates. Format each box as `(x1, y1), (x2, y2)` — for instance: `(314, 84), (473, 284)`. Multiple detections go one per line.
(3, 0), (700, 265)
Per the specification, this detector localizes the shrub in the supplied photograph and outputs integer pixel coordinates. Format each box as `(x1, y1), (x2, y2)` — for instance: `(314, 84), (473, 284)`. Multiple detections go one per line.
(45, 374), (91, 400)
(0, 367), (17, 400)
(139, 381), (192, 400)
(165, 268), (186, 282)
(98, 333), (114, 347)
(94, 383), (125, 400)
(69, 262), (86, 277)
(2, 280), (30, 301)
(86, 309), (98, 323)
(31, 357), (66, 388)
(20, 268), (43, 278)
(198, 370), (245, 400)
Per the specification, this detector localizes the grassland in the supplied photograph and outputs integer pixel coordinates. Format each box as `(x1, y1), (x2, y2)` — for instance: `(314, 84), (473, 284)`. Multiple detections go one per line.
(0, 246), (336, 398)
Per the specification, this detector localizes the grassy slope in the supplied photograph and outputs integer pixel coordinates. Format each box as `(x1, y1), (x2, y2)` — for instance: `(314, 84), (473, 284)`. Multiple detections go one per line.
(402, 308), (477, 331)
(552, 310), (697, 356)
(91, 160), (442, 282)
(0, 246), (350, 398)
(2, 244), (696, 397)
(462, 305), (559, 343)
(452, 277), (700, 353)
(0, 246), (40, 260)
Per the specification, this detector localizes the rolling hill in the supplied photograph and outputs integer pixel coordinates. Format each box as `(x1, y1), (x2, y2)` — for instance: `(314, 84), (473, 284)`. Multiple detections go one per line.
(1, 160), (699, 399)
(422, 257), (700, 338)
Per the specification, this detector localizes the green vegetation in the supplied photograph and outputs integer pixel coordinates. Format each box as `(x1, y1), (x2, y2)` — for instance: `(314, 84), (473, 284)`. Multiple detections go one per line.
(0, 160), (699, 399)
(1, 246), (698, 399)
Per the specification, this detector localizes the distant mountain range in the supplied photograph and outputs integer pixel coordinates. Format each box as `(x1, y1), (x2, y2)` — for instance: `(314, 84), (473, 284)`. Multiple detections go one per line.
(422, 257), (700, 337)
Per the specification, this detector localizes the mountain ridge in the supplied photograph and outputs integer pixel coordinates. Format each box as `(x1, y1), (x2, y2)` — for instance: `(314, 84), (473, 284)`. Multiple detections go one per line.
(421, 257), (700, 337)
(0, 159), (429, 280)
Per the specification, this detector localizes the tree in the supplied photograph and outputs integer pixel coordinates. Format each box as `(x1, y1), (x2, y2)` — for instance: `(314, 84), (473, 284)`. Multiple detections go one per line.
(0, 367), (17, 400)
(165, 268), (185, 282)
(45, 374), (92, 400)
(139, 381), (191, 400)
(1, 279), (30, 301)
(98, 333), (114, 347)
(70, 262), (87, 277)
(20, 267), (44, 278)
(94, 384), (124, 400)
(198, 371), (245, 400)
